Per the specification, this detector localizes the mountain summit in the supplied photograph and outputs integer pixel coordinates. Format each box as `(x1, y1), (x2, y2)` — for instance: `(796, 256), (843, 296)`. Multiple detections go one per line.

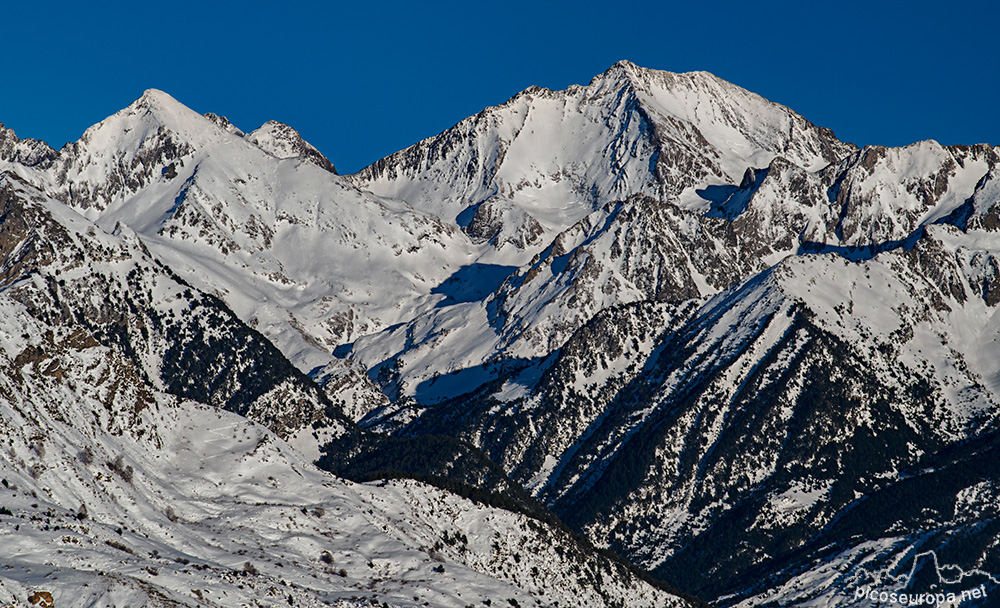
(346, 62), (1000, 606)
(353, 61), (853, 259)
(247, 120), (338, 173)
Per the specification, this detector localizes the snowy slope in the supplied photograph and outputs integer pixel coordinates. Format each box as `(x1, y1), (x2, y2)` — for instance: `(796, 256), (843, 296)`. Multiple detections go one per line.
(375, 226), (1000, 605)
(0, 294), (689, 608)
(1, 90), (479, 385)
(354, 61), (852, 260)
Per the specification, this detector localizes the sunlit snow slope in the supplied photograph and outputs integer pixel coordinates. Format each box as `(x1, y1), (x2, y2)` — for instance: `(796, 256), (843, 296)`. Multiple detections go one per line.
(0, 174), (691, 607)
(0, 301), (686, 608)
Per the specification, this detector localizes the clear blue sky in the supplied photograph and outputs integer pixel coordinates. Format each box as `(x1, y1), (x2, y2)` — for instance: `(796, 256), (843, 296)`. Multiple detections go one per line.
(2, 1), (997, 174)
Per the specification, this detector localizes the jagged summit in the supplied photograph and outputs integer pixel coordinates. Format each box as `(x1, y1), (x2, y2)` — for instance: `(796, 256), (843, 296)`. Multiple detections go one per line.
(247, 120), (337, 173)
(0, 122), (54, 166)
(589, 59), (716, 88)
(353, 60), (854, 264)
(202, 111), (245, 136)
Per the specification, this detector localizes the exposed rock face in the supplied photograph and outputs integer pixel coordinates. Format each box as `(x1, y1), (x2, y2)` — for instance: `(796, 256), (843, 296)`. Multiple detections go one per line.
(0, 174), (340, 440)
(202, 111), (245, 136)
(0, 123), (55, 167)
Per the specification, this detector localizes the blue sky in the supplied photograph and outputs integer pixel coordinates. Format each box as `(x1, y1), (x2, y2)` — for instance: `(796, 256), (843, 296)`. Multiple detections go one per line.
(2, 1), (997, 173)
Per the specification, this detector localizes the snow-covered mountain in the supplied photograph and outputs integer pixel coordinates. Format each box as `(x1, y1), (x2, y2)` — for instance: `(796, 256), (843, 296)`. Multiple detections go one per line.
(0, 143), (692, 607)
(343, 63), (1000, 605)
(2, 90), (480, 393)
(0, 290), (686, 608)
(3, 60), (1000, 607)
(354, 60), (851, 257)
(345, 65), (1000, 411)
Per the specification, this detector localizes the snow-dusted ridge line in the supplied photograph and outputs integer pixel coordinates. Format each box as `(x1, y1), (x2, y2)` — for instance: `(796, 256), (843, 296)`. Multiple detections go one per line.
(1, 87), (484, 405)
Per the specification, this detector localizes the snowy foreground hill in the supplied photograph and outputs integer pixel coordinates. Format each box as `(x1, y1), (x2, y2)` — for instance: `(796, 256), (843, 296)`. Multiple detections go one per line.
(2, 60), (1000, 607)
(0, 176), (689, 607)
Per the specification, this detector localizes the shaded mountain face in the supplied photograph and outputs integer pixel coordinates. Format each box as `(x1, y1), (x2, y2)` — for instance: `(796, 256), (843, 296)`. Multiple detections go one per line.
(2, 61), (1000, 607)
(458, 235), (1000, 600)
(366, 231), (1000, 605)
(342, 63), (1000, 605)
(0, 266), (688, 608)
(0, 174), (340, 441)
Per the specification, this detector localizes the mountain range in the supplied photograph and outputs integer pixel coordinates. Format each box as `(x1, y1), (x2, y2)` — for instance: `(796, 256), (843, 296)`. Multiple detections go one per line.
(1, 60), (998, 607)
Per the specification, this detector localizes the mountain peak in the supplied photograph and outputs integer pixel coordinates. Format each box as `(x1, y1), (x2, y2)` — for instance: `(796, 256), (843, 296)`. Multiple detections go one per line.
(355, 60), (855, 239)
(590, 59), (648, 89)
(125, 89), (203, 126)
(0, 121), (56, 167)
(73, 88), (209, 150)
(606, 58), (642, 75)
(136, 88), (178, 107)
(594, 60), (717, 89)
(246, 120), (337, 174)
